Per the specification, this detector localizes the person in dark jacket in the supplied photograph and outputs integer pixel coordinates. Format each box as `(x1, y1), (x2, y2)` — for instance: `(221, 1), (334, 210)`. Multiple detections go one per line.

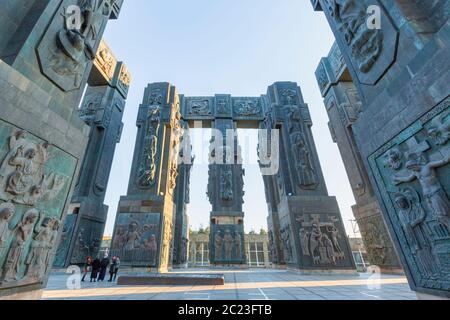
(98, 254), (110, 281)
(81, 256), (92, 282)
(90, 257), (101, 282)
(108, 256), (117, 282)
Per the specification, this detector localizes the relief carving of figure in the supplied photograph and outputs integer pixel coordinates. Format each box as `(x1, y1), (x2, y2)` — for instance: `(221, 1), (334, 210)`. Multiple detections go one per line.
(235, 100), (261, 116)
(322, 234), (336, 264)
(233, 231), (242, 259)
(384, 148), (403, 170)
(47, 0), (112, 89)
(25, 217), (60, 281)
(0, 131), (66, 206)
(144, 234), (158, 262)
(299, 227), (310, 256)
(1, 209), (39, 283)
(394, 188), (440, 277)
(123, 221), (142, 251)
(326, 225), (343, 255)
(0, 203), (15, 259)
(394, 153), (450, 230)
(220, 167), (233, 201)
(309, 223), (322, 264)
(112, 226), (126, 249)
(282, 89), (297, 105)
(291, 131), (317, 187)
(324, 0), (382, 73)
(214, 231), (223, 260)
(138, 106), (161, 187)
(280, 227), (293, 262)
(223, 230), (234, 260)
(428, 110), (449, 146)
(169, 162), (179, 191)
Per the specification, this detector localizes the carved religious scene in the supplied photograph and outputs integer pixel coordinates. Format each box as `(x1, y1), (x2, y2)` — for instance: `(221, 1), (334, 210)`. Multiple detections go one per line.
(370, 104), (450, 290)
(137, 106), (161, 188)
(296, 215), (347, 266)
(110, 213), (161, 266)
(211, 226), (245, 263)
(0, 131), (67, 206)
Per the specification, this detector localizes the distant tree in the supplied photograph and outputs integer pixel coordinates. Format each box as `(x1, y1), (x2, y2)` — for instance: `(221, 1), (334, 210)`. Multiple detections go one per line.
(248, 229), (257, 235)
(259, 229), (267, 235)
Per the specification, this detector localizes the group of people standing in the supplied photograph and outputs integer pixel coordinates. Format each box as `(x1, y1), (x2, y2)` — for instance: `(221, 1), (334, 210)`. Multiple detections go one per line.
(81, 254), (120, 283)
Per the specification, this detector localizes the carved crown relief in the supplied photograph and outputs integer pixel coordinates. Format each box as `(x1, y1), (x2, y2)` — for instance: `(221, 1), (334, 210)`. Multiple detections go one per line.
(37, 0), (114, 91)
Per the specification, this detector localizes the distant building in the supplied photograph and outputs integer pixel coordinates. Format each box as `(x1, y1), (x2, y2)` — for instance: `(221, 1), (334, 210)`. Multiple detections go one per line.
(99, 236), (112, 257)
(189, 231), (271, 268)
(348, 237), (370, 272)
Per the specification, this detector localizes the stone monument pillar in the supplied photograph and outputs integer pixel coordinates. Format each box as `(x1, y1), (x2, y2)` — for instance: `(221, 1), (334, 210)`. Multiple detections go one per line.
(172, 121), (193, 268)
(53, 41), (131, 268)
(0, 0), (122, 299)
(311, 0), (450, 298)
(260, 170), (285, 266)
(265, 82), (356, 272)
(315, 43), (402, 273)
(208, 119), (246, 266)
(110, 82), (182, 272)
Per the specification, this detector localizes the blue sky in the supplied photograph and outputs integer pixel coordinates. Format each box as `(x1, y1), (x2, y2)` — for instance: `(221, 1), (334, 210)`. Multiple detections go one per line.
(101, 0), (358, 236)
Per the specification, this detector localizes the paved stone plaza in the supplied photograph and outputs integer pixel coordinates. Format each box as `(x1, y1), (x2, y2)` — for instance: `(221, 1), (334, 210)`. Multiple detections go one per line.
(43, 269), (416, 300)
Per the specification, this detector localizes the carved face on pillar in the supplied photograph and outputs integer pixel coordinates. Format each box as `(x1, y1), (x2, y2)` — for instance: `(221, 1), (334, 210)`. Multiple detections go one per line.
(383, 148), (403, 170)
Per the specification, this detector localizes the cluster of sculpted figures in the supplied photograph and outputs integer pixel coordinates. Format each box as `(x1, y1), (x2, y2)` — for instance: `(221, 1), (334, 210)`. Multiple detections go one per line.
(382, 110), (450, 278)
(214, 229), (242, 261)
(112, 220), (159, 263)
(0, 203), (60, 285)
(297, 219), (345, 266)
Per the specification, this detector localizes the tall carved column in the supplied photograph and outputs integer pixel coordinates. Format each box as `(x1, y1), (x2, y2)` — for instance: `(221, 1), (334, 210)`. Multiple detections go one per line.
(259, 141), (285, 266)
(53, 41), (131, 268)
(0, 0), (122, 298)
(208, 119), (246, 266)
(265, 82), (355, 272)
(311, 0), (450, 297)
(315, 43), (402, 273)
(110, 82), (182, 273)
(172, 121), (193, 268)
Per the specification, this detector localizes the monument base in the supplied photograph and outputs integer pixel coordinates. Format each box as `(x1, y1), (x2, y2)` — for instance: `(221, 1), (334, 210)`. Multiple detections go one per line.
(117, 274), (225, 286)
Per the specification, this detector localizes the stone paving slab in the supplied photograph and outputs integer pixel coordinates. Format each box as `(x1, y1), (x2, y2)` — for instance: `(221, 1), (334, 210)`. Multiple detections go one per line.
(43, 269), (416, 300)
